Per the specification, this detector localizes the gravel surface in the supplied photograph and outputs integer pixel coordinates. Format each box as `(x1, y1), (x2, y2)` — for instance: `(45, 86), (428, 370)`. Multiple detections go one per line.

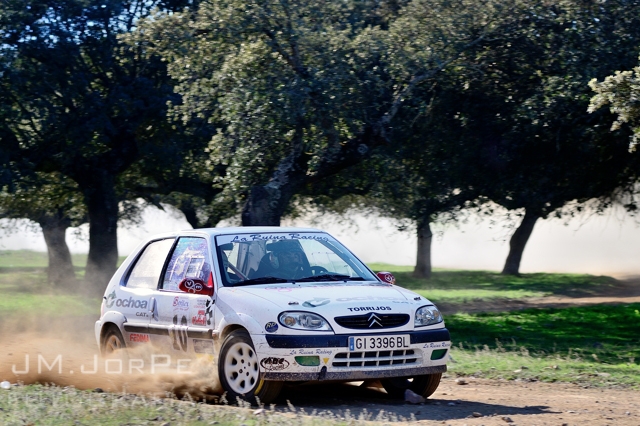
(275, 377), (640, 425)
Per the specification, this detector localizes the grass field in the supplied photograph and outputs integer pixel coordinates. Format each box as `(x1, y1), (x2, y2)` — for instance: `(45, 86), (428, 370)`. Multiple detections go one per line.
(368, 262), (619, 303)
(0, 250), (127, 316)
(0, 385), (338, 426)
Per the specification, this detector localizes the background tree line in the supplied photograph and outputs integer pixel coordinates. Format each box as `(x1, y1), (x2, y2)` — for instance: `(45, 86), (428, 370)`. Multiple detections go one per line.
(1, 0), (639, 294)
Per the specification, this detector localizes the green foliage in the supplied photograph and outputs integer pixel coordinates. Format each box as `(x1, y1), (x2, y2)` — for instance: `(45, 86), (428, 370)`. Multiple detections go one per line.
(0, 172), (86, 230)
(137, 0), (521, 225)
(0, 0), (225, 287)
(475, 1), (640, 217)
(590, 62), (640, 152)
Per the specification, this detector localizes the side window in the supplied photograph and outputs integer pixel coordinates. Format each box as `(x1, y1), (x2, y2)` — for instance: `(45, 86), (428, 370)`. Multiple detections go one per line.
(161, 237), (211, 292)
(126, 239), (175, 289)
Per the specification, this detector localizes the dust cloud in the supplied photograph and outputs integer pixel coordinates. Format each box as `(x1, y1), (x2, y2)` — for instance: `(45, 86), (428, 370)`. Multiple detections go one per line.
(0, 314), (222, 401)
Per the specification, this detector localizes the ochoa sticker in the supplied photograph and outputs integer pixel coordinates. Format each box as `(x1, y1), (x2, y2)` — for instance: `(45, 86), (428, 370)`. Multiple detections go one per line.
(265, 322), (279, 333)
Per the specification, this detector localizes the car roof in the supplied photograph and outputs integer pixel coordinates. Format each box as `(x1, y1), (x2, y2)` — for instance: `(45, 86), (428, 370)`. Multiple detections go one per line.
(194, 226), (323, 237)
(149, 226), (326, 240)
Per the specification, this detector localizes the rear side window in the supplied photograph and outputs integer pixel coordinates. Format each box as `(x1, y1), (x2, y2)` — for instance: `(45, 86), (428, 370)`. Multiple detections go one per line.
(161, 237), (211, 292)
(126, 238), (175, 289)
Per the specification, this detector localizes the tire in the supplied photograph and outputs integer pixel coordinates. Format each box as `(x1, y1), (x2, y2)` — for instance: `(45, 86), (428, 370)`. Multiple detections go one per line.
(218, 330), (283, 405)
(101, 326), (127, 358)
(381, 373), (442, 399)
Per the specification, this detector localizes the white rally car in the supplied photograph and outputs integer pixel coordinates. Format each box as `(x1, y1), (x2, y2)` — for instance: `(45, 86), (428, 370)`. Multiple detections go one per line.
(96, 227), (450, 403)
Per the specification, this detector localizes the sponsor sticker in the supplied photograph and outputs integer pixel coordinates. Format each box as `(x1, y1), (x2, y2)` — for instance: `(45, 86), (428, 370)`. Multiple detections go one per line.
(172, 297), (189, 311)
(104, 291), (149, 310)
(423, 341), (451, 349)
(302, 298), (330, 308)
(216, 233), (335, 245)
(104, 290), (117, 308)
(192, 310), (207, 326)
(129, 333), (150, 343)
(260, 357), (290, 371)
(265, 322), (278, 333)
(116, 298), (148, 309)
(347, 306), (392, 312)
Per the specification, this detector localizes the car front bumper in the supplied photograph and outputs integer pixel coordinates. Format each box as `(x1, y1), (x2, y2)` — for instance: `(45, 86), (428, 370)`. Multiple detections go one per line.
(253, 328), (451, 381)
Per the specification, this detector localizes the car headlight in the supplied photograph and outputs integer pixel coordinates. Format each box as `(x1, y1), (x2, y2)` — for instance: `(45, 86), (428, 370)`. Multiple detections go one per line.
(414, 305), (443, 327)
(279, 311), (333, 331)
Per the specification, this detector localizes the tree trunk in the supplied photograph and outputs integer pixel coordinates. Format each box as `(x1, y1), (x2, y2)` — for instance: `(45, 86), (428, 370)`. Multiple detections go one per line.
(241, 186), (284, 226)
(501, 209), (539, 275)
(241, 152), (307, 226)
(178, 202), (200, 229)
(83, 173), (119, 294)
(412, 221), (433, 279)
(39, 213), (77, 290)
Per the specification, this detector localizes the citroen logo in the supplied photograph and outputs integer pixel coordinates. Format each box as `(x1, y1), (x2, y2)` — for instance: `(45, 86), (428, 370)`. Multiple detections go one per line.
(368, 313), (383, 328)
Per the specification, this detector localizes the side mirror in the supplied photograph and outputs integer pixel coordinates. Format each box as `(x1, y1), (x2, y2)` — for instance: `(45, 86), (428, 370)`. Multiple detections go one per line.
(376, 271), (396, 285)
(179, 277), (214, 296)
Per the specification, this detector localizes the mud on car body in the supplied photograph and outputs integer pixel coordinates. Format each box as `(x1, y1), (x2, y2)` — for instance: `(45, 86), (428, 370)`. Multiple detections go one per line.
(96, 227), (450, 403)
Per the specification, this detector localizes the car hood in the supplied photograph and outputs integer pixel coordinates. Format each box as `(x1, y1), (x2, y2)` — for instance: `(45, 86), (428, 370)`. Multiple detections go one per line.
(228, 281), (429, 315)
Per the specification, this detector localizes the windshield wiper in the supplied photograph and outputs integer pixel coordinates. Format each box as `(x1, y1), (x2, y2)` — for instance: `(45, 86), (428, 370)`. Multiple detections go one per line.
(234, 276), (290, 286)
(295, 274), (365, 282)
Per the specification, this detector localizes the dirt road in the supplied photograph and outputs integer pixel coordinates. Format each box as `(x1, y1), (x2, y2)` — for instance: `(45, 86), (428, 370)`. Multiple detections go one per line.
(275, 377), (639, 425)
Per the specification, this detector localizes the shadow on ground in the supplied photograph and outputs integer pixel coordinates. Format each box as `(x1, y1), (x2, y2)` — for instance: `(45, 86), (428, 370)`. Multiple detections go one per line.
(275, 382), (558, 422)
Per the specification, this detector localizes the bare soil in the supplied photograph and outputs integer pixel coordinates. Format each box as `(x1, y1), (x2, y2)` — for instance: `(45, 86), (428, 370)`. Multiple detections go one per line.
(1, 276), (639, 425)
(276, 378), (640, 425)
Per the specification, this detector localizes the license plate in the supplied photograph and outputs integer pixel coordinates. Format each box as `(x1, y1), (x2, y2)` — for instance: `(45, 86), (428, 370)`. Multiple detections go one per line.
(348, 335), (410, 351)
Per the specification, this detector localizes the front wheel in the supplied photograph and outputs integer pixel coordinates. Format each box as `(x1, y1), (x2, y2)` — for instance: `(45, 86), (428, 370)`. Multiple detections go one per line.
(381, 373), (442, 399)
(218, 330), (282, 405)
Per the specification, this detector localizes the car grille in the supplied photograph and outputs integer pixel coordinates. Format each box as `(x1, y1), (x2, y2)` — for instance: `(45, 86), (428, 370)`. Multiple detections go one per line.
(334, 313), (410, 329)
(332, 349), (419, 368)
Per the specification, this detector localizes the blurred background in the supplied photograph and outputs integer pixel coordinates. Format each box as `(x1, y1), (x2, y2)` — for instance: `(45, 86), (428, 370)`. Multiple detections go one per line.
(2, 206), (638, 277)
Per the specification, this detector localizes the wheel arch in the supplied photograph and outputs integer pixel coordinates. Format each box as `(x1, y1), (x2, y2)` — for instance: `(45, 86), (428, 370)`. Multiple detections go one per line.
(219, 323), (249, 342)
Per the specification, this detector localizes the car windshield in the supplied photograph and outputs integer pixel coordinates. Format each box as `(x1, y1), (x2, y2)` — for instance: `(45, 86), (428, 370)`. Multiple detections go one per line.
(215, 232), (377, 286)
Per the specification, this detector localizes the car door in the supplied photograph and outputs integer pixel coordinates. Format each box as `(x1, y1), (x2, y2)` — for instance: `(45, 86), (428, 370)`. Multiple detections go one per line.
(117, 238), (175, 346)
(152, 236), (216, 357)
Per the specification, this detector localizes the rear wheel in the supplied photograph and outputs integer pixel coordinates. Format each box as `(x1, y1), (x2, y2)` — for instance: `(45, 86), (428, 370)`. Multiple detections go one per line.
(381, 373), (442, 399)
(218, 330), (282, 405)
(101, 326), (127, 357)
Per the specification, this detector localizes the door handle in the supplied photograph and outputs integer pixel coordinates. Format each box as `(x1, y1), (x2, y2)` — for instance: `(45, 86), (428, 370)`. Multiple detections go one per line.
(149, 297), (158, 320)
